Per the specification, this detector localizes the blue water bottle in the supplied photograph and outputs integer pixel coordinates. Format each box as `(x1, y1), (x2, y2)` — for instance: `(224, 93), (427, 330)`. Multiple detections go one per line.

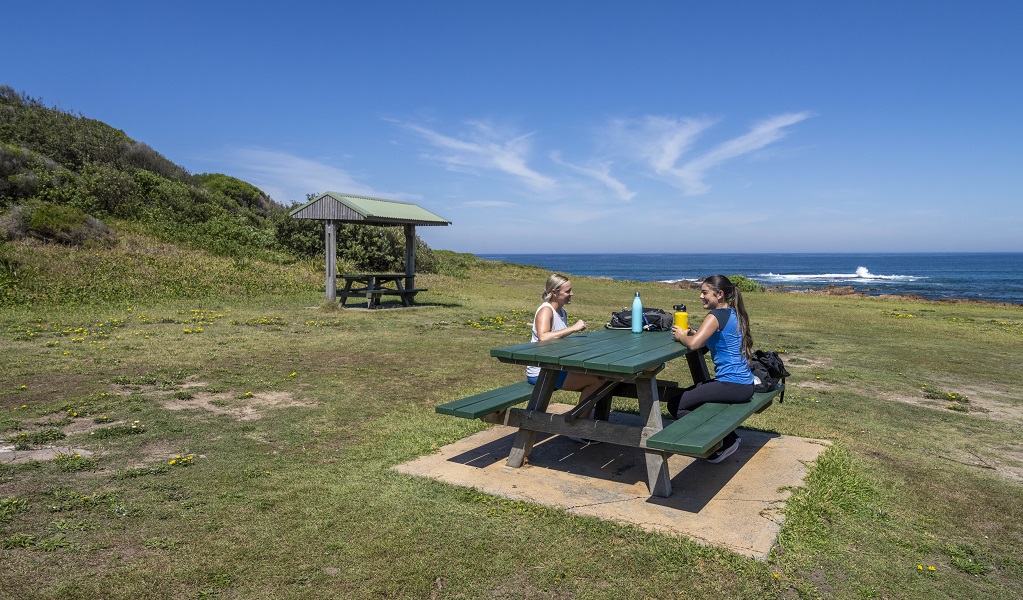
(631, 292), (643, 333)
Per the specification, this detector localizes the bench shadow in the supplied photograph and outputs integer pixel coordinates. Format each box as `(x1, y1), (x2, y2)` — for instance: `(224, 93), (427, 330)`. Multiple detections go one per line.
(646, 430), (780, 513)
(444, 427), (781, 514)
(338, 301), (449, 310)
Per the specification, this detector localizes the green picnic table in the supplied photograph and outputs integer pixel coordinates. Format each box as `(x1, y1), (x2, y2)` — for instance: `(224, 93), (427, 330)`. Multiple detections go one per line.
(437, 328), (783, 498)
(337, 273), (426, 308)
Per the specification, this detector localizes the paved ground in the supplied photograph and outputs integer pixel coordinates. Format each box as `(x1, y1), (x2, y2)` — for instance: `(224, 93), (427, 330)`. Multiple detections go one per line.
(393, 404), (829, 560)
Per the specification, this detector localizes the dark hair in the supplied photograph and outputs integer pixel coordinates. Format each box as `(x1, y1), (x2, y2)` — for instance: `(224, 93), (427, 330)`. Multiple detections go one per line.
(703, 275), (753, 359)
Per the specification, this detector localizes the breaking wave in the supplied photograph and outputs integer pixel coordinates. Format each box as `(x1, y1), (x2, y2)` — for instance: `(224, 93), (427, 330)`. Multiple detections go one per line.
(757, 266), (922, 285)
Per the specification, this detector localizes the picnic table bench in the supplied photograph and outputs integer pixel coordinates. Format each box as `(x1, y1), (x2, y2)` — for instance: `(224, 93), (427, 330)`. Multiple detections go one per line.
(645, 386), (784, 455)
(435, 379), (681, 422)
(337, 273), (426, 308)
(435, 329), (784, 497)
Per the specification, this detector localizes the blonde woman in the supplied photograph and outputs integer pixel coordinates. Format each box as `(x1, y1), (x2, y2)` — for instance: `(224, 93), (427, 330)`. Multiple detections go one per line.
(527, 274), (605, 443)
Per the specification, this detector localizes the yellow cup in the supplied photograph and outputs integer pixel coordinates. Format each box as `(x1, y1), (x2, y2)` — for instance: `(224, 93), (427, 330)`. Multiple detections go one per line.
(673, 311), (688, 330)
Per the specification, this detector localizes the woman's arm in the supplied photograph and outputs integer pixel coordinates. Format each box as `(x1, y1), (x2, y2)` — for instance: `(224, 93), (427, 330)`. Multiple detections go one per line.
(535, 306), (586, 341)
(671, 313), (718, 350)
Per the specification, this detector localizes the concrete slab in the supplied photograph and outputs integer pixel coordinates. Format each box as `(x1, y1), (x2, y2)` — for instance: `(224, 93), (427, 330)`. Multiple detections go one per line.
(394, 404), (829, 559)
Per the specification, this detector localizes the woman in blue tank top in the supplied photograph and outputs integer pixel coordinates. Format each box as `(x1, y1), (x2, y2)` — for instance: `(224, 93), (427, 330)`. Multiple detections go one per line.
(665, 275), (755, 463)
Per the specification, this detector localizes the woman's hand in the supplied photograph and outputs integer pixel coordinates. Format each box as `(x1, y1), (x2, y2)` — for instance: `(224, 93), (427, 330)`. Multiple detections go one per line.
(673, 314), (716, 350)
(571, 319), (587, 333)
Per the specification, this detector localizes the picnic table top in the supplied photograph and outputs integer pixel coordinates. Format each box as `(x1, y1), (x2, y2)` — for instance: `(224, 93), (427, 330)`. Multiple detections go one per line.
(338, 273), (408, 279)
(490, 328), (690, 375)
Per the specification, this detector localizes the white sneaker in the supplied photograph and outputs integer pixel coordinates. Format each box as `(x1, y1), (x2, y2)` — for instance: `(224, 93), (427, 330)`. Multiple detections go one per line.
(706, 437), (741, 464)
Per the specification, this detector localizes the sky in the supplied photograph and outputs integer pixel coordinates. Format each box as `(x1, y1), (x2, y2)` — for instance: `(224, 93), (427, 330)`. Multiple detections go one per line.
(4, 1), (1022, 254)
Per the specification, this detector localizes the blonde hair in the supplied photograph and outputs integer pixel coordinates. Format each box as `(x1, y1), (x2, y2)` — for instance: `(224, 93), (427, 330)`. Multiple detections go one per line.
(542, 273), (570, 302)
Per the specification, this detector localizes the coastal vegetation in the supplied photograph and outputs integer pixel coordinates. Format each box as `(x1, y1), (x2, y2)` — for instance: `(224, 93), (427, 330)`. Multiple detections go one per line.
(2, 88), (1022, 598)
(0, 85), (436, 307)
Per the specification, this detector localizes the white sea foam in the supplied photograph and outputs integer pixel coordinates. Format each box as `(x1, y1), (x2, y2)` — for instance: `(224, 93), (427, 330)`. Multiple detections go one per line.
(662, 268), (921, 286)
(757, 267), (922, 284)
(659, 278), (700, 284)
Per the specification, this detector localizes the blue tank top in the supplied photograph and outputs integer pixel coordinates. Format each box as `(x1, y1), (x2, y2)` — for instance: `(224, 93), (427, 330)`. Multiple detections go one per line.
(707, 308), (754, 384)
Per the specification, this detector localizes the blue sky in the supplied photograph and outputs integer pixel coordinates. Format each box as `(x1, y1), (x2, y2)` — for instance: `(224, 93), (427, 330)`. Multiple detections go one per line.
(5, 1), (1022, 253)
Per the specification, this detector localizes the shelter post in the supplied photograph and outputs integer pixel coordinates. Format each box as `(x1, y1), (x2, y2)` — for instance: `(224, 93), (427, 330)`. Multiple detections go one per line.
(404, 224), (416, 290)
(325, 220), (337, 302)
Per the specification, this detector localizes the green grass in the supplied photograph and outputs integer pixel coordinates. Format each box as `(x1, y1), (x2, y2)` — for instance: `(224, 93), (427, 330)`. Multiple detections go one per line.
(0, 251), (1021, 598)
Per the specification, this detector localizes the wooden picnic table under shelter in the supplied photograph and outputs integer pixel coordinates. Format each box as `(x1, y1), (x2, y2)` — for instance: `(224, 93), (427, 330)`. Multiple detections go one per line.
(289, 192), (450, 305)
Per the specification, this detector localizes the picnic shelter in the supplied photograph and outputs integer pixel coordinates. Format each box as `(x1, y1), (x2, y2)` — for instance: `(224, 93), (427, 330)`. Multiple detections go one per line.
(289, 192), (451, 305)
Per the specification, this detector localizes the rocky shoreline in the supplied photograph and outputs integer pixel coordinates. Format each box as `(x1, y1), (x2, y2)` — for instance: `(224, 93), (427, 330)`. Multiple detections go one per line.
(663, 280), (1020, 307)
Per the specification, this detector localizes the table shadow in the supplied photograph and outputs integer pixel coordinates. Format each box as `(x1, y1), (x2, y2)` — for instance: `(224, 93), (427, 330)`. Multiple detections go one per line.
(445, 427), (780, 514)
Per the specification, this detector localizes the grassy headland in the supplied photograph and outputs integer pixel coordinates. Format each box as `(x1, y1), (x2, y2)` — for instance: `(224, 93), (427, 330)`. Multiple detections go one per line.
(1, 246), (1022, 599)
(2, 86), (1021, 598)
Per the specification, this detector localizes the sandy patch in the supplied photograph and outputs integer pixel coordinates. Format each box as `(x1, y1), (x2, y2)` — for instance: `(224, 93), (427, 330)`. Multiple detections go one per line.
(132, 438), (193, 467)
(794, 380), (837, 391)
(782, 353), (832, 370)
(885, 390), (1023, 422)
(936, 445), (1023, 484)
(158, 383), (316, 421)
(0, 444), (95, 465)
(884, 388), (1022, 483)
(62, 418), (125, 436)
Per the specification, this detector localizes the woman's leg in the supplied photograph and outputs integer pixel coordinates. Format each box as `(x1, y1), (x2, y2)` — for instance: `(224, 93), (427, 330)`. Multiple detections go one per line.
(562, 372), (604, 419)
(665, 380), (754, 448)
(666, 380), (753, 415)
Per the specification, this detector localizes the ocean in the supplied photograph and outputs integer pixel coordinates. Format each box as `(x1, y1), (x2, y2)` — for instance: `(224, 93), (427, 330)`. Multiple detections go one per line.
(476, 253), (1023, 305)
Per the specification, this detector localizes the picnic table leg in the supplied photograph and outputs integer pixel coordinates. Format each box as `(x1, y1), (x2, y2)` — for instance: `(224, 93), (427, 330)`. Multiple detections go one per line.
(394, 279), (413, 307)
(339, 278), (356, 307)
(636, 375), (672, 497)
(686, 348), (711, 384)
(507, 369), (556, 467)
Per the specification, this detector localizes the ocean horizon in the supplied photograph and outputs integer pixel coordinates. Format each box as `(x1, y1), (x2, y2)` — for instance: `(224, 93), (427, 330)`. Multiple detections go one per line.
(476, 252), (1023, 305)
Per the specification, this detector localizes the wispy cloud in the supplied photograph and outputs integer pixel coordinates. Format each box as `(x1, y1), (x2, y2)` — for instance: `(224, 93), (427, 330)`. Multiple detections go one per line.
(399, 120), (557, 193)
(670, 113), (814, 194)
(208, 147), (391, 205)
(608, 112), (813, 195)
(550, 151), (636, 201)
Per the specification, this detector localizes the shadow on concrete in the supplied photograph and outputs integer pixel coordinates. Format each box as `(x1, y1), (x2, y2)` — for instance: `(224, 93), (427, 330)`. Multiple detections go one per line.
(445, 425), (782, 513)
(396, 404), (827, 558)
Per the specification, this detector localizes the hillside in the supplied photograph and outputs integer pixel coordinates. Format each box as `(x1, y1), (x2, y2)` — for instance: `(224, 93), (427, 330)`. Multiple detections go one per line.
(0, 86), (435, 305)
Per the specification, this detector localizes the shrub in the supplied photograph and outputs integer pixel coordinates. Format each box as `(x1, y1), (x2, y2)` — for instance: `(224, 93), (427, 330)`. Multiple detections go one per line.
(0, 201), (116, 246)
(117, 141), (189, 182)
(79, 162), (140, 218)
(729, 274), (765, 294)
(196, 173), (274, 218)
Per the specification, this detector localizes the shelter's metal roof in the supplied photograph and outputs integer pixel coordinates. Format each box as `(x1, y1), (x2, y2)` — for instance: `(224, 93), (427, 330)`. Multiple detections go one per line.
(289, 192), (450, 226)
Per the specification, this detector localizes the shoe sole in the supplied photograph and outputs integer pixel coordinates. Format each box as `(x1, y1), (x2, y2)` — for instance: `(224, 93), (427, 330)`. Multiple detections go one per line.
(706, 438), (741, 464)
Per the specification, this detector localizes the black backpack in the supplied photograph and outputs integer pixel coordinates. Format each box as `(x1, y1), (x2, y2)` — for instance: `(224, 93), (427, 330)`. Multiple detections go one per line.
(753, 350), (791, 379)
(606, 308), (673, 331)
(749, 360), (776, 393)
(748, 350), (790, 400)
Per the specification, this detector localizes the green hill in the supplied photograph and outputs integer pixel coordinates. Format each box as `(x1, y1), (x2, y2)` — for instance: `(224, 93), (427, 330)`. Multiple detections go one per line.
(0, 85), (436, 306)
